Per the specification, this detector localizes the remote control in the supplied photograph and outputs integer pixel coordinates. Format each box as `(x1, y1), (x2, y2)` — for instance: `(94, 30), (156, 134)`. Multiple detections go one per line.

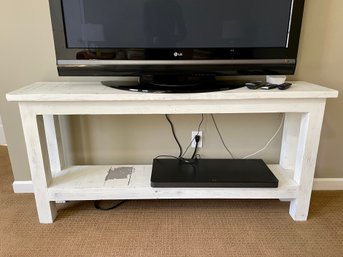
(260, 83), (277, 90)
(277, 82), (292, 90)
(245, 82), (263, 90)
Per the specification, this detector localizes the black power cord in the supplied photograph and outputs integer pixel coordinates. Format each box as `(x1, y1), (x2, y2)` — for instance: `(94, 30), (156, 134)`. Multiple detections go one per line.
(165, 114), (183, 158)
(191, 134), (201, 159)
(182, 114), (204, 158)
(94, 200), (127, 211)
(164, 114), (204, 159)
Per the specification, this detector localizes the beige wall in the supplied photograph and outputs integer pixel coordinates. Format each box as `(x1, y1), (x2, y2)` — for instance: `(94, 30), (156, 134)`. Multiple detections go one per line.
(68, 114), (282, 165)
(294, 0), (343, 177)
(0, 0), (342, 181)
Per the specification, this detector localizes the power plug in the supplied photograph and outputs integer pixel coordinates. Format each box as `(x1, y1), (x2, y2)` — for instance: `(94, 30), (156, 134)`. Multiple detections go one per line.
(191, 131), (203, 148)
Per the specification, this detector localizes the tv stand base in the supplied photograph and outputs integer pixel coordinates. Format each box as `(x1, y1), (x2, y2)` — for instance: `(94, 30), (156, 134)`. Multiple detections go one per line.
(102, 75), (245, 93)
(6, 81), (338, 223)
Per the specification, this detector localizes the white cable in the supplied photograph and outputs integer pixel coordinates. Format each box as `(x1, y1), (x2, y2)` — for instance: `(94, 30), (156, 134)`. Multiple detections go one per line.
(242, 115), (285, 159)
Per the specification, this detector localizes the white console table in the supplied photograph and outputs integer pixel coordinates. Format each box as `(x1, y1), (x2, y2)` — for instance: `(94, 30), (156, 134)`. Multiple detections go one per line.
(6, 81), (338, 223)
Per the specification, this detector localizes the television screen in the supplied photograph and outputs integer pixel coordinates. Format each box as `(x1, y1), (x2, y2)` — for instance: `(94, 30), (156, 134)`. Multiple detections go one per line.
(49, 0), (305, 92)
(62, 0), (293, 49)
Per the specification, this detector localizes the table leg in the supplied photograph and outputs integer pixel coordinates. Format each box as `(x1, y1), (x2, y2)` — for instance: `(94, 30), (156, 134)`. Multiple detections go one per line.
(43, 115), (65, 175)
(19, 104), (57, 223)
(289, 102), (326, 221)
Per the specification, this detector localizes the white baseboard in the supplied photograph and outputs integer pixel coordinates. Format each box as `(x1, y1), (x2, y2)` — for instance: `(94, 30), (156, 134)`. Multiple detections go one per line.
(312, 178), (343, 191)
(12, 181), (34, 193)
(12, 178), (343, 194)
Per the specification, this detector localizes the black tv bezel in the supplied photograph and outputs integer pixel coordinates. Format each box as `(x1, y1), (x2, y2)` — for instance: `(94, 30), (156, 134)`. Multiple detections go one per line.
(49, 0), (305, 77)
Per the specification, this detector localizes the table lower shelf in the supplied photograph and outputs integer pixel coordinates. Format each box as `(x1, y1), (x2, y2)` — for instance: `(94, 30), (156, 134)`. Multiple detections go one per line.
(48, 164), (299, 201)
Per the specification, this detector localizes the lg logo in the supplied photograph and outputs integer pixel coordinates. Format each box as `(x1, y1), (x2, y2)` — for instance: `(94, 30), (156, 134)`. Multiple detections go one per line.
(174, 52), (183, 57)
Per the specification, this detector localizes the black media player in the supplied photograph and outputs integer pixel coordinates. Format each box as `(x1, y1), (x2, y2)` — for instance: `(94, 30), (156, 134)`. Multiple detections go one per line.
(151, 159), (278, 188)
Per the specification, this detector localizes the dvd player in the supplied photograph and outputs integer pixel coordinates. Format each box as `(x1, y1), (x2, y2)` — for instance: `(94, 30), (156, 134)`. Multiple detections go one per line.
(151, 158), (278, 188)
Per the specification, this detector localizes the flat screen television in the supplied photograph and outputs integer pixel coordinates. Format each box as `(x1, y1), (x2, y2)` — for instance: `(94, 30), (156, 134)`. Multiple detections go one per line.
(49, 0), (305, 92)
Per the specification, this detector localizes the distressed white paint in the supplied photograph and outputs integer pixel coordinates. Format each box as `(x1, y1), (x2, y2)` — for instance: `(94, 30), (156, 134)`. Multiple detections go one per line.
(289, 104), (326, 221)
(280, 113), (301, 170)
(6, 81), (338, 223)
(43, 115), (65, 174)
(19, 106), (57, 223)
(14, 177), (342, 194)
(6, 81), (338, 102)
(48, 164), (298, 200)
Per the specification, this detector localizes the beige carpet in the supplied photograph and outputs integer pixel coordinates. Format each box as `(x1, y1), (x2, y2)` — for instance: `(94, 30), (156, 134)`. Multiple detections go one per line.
(1, 145), (342, 257)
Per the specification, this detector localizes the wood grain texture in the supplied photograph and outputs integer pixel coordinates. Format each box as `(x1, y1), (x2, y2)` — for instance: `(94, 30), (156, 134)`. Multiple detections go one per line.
(47, 164), (298, 201)
(6, 81), (338, 102)
(8, 81), (338, 222)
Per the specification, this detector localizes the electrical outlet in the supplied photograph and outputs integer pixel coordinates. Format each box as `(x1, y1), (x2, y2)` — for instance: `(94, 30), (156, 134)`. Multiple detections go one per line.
(191, 131), (203, 148)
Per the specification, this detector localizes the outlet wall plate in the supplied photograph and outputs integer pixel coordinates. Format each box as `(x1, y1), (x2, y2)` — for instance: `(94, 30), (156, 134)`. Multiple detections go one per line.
(191, 131), (203, 148)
